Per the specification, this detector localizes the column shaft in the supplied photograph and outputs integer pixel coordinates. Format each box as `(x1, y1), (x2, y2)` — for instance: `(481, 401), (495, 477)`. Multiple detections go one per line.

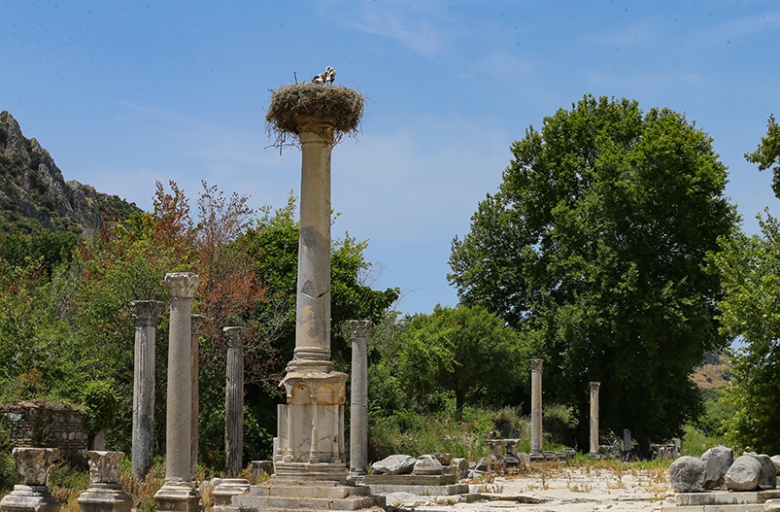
(131, 300), (164, 480)
(349, 320), (370, 476)
(190, 315), (203, 480)
(164, 273), (199, 482)
(589, 382), (600, 457)
(224, 327), (245, 476)
(291, 131), (333, 370)
(530, 359), (543, 456)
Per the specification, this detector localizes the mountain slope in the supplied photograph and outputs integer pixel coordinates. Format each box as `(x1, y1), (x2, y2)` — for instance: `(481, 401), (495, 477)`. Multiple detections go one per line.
(0, 111), (139, 235)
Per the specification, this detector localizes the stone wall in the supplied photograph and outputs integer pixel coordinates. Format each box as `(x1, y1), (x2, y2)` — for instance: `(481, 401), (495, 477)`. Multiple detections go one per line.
(0, 401), (89, 462)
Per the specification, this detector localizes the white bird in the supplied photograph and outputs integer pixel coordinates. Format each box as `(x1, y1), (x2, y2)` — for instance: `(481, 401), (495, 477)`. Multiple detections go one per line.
(324, 66), (336, 84)
(312, 73), (325, 84)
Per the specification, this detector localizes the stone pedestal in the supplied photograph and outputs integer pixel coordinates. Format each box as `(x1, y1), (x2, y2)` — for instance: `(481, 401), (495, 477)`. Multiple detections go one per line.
(530, 359), (544, 458)
(224, 326), (246, 477)
(0, 448), (60, 512)
(155, 272), (201, 512)
(131, 300), (164, 480)
(349, 320), (370, 478)
(77, 451), (133, 512)
(589, 382), (600, 457)
(212, 479), (250, 507)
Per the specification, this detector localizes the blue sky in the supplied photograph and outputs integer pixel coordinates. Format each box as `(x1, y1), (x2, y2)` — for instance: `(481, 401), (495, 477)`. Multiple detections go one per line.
(2, 1), (778, 315)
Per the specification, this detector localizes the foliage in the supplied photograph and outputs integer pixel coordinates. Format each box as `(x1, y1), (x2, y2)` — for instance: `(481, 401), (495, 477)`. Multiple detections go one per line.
(369, 305), (530, 417)
(82, 380), (118, 435)
(745, 114), (780, 198)
(449, 95), (739, 450)
(708, 213), (780, 453)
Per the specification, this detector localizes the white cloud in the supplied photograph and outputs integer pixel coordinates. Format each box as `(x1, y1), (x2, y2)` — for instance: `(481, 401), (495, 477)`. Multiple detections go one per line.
(315, 0), (445, 58)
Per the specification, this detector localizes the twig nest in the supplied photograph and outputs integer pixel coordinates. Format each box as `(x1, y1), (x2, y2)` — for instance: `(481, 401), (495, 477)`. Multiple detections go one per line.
(266, 83), (365, 148)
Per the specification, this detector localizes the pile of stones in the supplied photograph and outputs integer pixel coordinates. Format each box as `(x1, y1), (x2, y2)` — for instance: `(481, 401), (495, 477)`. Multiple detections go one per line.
(370, 453), (469, 479)
(669, 445), (780, 492)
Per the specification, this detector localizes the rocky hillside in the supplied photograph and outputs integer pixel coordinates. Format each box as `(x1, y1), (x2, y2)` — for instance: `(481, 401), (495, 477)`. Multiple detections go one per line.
(692, 351), (735, 390)
(0, 111), (139, 236)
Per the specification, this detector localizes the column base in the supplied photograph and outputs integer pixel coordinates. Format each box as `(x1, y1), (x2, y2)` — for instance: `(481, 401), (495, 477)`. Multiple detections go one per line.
(0, 485), (60, 512)
(154, 480), (201, 512)
(77, 483), (133, 512)
(212, 479), (250, 506)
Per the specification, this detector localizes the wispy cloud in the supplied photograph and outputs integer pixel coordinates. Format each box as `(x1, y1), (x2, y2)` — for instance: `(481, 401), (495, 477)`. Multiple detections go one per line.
(315, 1), (445, 58)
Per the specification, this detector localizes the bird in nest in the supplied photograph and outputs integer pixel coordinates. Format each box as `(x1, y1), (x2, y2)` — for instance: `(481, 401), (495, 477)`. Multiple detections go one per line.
(312, 66), (336, 85)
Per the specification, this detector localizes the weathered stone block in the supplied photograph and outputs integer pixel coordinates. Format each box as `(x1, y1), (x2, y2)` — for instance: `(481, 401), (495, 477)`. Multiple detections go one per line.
(669, 456), (705, 493)
(726, 455), (762, 491)
(701, 445), (733, 490)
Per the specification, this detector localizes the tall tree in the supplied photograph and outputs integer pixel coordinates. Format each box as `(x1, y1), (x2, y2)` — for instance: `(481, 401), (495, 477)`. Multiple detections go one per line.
(371, 305), (530, 417)
(449, 95), (739, 450)
(708, 214), (780, 453)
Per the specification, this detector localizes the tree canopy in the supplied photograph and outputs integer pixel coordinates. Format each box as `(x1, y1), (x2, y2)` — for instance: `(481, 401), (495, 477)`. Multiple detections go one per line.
(745, 114), (780, 198)
(448, 95), (739, 450)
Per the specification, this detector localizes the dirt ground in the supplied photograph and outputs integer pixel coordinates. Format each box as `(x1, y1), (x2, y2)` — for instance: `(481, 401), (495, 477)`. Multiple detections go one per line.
(385, 464), (676, 511)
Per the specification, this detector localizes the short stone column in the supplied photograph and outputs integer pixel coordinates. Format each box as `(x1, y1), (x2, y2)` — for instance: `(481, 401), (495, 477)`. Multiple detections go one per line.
(530, 359), (543, 458)
(154, 272), (200, 512)
(224, 326), (246, 476)
(0, 447), (61, 512)
(131, 300), (165, 480)
(77, 451), (133, 512)
(589, 382), (600, 457)
(348, 320), (370, 478)
(190, 315), (203, 481)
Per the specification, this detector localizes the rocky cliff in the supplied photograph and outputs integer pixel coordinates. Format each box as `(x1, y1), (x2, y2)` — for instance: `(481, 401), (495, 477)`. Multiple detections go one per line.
(0, 111), (139, 235)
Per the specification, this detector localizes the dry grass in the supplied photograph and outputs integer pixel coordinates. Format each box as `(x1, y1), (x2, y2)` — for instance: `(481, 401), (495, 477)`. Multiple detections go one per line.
(266, 83), (364, 148)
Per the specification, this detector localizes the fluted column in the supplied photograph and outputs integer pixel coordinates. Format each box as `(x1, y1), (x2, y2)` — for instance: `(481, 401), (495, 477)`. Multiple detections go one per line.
(131, 300), (164, 480)
(190, 315), (203, 480)
(589, 382), (600, 457)
(348, 320), (370, 477)
(530, 359), (543, 457)
(154, 272), (200, 512)
(224, 326), (245, 476)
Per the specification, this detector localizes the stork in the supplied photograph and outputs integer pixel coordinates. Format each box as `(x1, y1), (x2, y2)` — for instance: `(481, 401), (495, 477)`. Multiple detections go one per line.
(324, 66), (336, 84)
(312, 73), (325, 85)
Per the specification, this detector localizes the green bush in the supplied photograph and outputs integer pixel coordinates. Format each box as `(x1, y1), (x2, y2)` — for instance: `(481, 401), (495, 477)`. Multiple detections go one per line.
(82, 380), (118, 436)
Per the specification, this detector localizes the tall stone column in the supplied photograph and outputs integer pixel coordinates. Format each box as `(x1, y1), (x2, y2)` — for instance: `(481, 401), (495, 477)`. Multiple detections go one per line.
(288, 129), (335, 373)
(131, 300), (164, 480)
(224, 326), (245, 476)
(348, 320), (370, 478)
(530, 359), (543, 458)
(190, 315), (203, 481)
(155, 272), (200, 512)
(589, 382), (600, 457)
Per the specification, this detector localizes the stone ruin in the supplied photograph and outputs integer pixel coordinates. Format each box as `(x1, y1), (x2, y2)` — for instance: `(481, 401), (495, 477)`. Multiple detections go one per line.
(665, 445), (780, 511)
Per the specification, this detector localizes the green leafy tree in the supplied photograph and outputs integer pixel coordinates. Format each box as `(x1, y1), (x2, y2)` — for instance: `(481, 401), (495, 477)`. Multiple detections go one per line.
(371, 305), (530, 418)
(449, 95), (739, 451)
(745, 114), (780, 198)
(709, 214), (780, 453)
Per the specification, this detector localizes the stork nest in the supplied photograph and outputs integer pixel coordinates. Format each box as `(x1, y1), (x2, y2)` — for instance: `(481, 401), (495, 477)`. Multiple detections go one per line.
(266, 83), (365, 148)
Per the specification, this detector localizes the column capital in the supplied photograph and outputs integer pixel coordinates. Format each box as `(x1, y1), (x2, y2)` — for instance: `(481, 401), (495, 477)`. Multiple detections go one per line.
(223, 326), (247, 349)
(530, 359), (544, 372)
(590, 382), (601, 392)
(131, 300), (165, 327)
(349, 319), (371, 340)
(165, 272), (200, 298)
